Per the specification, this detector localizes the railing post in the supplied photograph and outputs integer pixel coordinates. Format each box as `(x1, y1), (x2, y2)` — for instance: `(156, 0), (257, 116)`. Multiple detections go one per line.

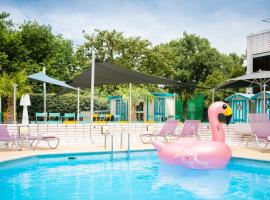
(13, 84), (17, 124)
(120, 129), (123, 149)
(104, 134), (107, 149)
(127, 133), (130, 153)
(111, 134), (114, 155)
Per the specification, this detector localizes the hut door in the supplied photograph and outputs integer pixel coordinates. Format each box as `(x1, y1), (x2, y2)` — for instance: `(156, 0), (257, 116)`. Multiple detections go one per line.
(232, 100), (247, 122)
(116, 100), (128, 121)
(260, 98), (270, 119)
(154, 98), (165, 122)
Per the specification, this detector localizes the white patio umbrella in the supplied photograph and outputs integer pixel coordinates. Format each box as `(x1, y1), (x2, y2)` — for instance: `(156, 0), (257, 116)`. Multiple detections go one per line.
(20, 94), (31, 124)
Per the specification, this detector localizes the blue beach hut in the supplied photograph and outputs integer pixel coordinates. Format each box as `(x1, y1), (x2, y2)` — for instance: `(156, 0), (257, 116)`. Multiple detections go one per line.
(225, 93), (254, 123)
(250, 91), (270, 119)
(109, 93), (175, 122)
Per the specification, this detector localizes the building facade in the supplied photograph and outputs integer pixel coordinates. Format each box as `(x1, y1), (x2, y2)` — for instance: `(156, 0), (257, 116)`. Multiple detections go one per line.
(247, 29), (270, 74)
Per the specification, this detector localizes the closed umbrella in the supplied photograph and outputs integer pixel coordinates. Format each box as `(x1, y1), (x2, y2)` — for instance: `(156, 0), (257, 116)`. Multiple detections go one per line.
(20, 94), (31, 124)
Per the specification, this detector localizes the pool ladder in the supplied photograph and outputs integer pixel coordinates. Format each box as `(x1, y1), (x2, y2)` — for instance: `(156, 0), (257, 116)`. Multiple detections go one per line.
(110, 133), (130, 156)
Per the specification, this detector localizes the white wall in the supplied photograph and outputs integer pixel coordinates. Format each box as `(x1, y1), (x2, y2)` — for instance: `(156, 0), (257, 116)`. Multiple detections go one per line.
(147, 101), (154, 120)
(110, 99), (116, 115)
(165, 98), (175, 117)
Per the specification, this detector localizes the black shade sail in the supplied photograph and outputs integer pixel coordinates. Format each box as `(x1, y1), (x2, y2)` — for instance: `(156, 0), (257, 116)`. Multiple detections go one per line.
(216, 71), (270, 90)
(69, 61), (207, 89)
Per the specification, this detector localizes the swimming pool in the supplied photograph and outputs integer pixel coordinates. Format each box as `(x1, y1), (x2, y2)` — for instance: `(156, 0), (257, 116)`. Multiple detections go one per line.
(0, 151), (269, 200)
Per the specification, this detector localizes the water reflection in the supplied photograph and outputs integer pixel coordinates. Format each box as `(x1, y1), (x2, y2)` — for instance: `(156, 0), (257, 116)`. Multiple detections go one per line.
(154, 164), (231, 198)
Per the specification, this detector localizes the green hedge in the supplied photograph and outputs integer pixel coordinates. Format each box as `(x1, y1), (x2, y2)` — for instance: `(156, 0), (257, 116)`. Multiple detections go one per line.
(28, 94), (109, 120)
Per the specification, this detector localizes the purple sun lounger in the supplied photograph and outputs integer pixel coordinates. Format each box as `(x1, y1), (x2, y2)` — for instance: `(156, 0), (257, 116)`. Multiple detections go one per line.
(171, 120), (201, 140)
(247, 113), (270, 152)
(19, 126), (60, 150)
(0, 125), (22, 150)
(140, 119), (178, 144)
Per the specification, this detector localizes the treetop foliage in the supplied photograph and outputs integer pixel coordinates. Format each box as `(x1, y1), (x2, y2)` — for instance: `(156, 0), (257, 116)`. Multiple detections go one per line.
(0, 12), (245, 106)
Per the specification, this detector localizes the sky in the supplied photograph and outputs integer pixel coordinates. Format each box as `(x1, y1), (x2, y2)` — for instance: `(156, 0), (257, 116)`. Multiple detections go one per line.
(1, 0), (270, 54)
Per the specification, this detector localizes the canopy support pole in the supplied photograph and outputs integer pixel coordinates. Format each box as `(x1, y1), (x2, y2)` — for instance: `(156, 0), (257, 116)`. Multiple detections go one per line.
(211, 89), (215, 103)
(77, 87), (80, 122)
(0, 96), (2, 123)
(263, 84), (266, 114)
(173, 93), (176, 120)
(13, 84), (17, 124)
(90, 50), (95, 123)
(43, 67), (47, 117)
(129, 83), (132, 123)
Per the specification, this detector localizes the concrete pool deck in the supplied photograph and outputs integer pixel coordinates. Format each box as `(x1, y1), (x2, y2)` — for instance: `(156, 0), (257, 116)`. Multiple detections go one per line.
(0, 144), (270, 163)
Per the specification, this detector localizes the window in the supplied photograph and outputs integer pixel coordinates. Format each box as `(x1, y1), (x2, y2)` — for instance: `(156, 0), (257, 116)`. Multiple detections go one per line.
(253, 54), (270, 72)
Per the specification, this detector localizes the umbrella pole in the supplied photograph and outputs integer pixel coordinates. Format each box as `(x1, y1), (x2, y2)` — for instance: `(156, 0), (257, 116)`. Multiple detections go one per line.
(263, 84), (266, 114)
(0, 96), (2, 123)
(90, 50), (95, 123)
(43, 67), (47, 119)
(13, 84), (17, 124)
(77, 87), (80, 122)
(174, 93), (176, 120)
(129, 83), (132, 123)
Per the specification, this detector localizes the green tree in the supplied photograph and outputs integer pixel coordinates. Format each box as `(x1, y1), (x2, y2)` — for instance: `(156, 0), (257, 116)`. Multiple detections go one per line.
(17, 21), (76, 81)
(76, 29), (162, 93)
(197, 53), (245, 106)
(167, 32), (221, 87)
(0, 12), (77, 83)
(0, 71), (32, 122)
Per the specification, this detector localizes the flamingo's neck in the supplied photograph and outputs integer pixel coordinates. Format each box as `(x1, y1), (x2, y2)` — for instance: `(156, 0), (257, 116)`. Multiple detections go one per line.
(208, 109), (225, 142)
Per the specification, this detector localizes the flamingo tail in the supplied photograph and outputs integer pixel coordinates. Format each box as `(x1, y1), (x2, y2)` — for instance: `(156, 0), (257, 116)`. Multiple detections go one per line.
(151, 140), (165, 151)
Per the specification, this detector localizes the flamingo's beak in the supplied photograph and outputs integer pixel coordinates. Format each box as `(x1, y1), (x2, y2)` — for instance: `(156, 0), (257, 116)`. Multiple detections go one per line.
(224, 106), (232, 125)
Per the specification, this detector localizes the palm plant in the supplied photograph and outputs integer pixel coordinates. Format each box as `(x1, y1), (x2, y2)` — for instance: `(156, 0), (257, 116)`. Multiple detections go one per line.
(113, 86), (154, 121)
(0, 71), (32, 122)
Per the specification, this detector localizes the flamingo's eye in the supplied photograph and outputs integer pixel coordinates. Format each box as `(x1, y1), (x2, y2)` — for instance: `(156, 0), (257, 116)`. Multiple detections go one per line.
(223, 104), (227, 110)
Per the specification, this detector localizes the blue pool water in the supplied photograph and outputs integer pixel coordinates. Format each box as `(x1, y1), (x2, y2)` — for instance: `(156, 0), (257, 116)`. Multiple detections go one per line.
(0, 151), (270, 200)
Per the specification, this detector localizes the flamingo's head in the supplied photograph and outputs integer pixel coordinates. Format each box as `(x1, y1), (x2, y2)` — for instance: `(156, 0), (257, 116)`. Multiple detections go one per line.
(223, 104), (233, 125)
(209, 101), (232, 125)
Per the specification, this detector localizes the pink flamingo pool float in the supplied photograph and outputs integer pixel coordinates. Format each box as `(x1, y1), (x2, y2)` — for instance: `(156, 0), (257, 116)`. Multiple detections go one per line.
(152, 101), (233, 169)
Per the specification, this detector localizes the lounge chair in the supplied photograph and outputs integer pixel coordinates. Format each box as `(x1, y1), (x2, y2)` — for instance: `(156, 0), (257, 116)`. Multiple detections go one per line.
(99, 114), (106, 121)
(140, 119), (178, 144)
(79, 113), (85, 123)
(19, 126), (60, 149)
(80, 111), (91, 123)
(247, 114), (270, 152)
(114, 114), (121, 122)
(63, 113), (76, 123)
(48, 113), (62, 124)
(234, 123), (252, 143)
(35, 112), (47, 124)
(0, 125), (21, 150)
(171, 120), (201, 140)
(93, 113), (99, 121)
(105, 114), (112, 121)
